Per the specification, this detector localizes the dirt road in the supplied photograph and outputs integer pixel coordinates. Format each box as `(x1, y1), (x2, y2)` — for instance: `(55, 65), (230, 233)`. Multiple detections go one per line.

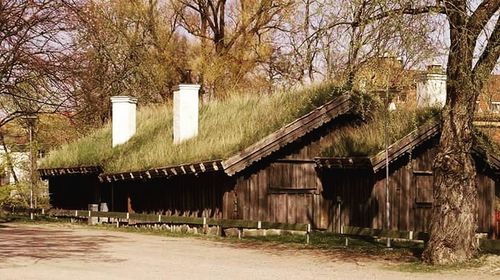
(0, 223), (498, 280)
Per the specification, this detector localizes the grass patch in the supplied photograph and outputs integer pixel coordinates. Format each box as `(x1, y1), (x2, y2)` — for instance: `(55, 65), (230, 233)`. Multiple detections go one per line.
(225, 231), (424, 261)
(0, 212), (10, 223)
(0, 213), (69, 224)
(41, 83), (348, 172)
(394, 257), (486, 273)
(320, 106), (440, 157)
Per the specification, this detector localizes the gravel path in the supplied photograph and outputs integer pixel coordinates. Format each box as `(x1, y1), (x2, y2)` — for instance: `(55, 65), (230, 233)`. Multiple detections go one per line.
(0, 223), (498, 280)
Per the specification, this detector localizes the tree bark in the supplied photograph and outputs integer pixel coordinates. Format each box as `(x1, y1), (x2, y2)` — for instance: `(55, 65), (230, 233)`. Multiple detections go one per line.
(423, 79), (479, 264)
(423, 5), (482, 262)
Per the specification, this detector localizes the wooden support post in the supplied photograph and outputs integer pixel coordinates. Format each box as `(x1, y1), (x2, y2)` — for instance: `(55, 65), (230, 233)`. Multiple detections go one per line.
(306, 224), (311, 245)
(337, 201), (342, 233)
(345, 237), (349, 247)
(158, 215), (161, 223)
(126, 212), (130, 224)
(409, 231), (414, 240)
(88, 204), (98, 226)
(203, 217), (207, 234)
(41, 208), (45, 215)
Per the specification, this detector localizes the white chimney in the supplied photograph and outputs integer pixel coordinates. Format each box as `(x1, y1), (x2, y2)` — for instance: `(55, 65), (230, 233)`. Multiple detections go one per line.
(416, 65), (446, 108)
(111, 96), (137, 147)
(173, 84), (200, 144)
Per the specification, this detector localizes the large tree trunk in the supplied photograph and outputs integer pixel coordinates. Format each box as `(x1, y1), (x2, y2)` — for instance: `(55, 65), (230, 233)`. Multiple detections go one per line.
(423, 87), (479, 264)
(423, 21), (481, 262)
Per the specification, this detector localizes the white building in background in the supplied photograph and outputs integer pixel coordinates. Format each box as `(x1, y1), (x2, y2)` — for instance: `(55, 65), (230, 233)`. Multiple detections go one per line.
(416, 65), (447, 108)
(0, 147), (29, 185)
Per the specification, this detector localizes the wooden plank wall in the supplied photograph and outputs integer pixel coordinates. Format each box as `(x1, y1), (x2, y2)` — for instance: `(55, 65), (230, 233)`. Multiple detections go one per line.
(230, 128), (497, 235)
(230, 121), (349, 229)
(323, 141), (497, 235)
(100, 173), (233, 218)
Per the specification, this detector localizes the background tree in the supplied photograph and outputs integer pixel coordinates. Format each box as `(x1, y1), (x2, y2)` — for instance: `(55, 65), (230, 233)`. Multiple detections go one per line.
(0, 0), (80, 200)
(73, 0), (187, 125)
(0, 0), (78, 128)
(174, 0), (292, 97)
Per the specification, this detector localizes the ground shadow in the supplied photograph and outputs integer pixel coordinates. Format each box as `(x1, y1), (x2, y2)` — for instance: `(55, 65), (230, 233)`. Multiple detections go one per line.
(220, 232), (424, 263)
(0, 223), (126, 264)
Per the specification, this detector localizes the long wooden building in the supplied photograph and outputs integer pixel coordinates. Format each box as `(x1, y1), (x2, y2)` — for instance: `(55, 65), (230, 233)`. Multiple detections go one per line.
(39, 93), (500, 238)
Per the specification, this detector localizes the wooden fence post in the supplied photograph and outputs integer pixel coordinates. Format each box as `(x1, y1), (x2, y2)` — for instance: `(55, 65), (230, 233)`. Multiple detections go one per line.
(88, 204), (98, 225)
(306, 224), (311, 245)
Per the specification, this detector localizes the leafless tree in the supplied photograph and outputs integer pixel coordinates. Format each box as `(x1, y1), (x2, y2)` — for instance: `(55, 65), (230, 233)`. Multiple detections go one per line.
(0, 0), (78, 128)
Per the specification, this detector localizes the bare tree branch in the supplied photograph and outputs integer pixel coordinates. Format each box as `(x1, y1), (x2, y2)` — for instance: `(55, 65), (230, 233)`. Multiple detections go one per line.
(473, 16), (499, 82)
(467, 0), (500, 36)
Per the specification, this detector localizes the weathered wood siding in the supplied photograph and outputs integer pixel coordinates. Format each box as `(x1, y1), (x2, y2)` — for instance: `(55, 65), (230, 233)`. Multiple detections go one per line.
(230, 163), (318, 225)
(230, 119), (353, 229)
(321, 139), (497, 235)
(104, 172), (233, 218)
(230, 128), (497, 236)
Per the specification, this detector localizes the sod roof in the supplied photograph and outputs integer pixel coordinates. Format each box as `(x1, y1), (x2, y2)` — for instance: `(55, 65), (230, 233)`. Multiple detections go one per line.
(40, 84), (352, 173)
(40, 82), (500, 176)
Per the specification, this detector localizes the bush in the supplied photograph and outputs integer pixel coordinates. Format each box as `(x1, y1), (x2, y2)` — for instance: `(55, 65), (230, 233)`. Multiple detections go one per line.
(0, 182), (29, 209)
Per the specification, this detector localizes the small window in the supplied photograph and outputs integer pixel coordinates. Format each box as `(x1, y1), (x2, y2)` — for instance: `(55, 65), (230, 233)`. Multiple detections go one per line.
(490, 101), (500, 113)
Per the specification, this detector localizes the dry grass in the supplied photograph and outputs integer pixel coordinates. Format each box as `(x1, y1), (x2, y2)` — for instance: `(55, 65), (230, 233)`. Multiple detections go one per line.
(320, 106), (440, 157)
(41, 83), (346, 172)
(40, 82), (500, 173)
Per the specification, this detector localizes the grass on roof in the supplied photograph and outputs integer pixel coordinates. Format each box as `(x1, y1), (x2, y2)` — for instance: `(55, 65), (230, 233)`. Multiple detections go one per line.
(40, 83), (347, 172)
(320, 106), (441, 157)
(319, 105), (500, 158)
